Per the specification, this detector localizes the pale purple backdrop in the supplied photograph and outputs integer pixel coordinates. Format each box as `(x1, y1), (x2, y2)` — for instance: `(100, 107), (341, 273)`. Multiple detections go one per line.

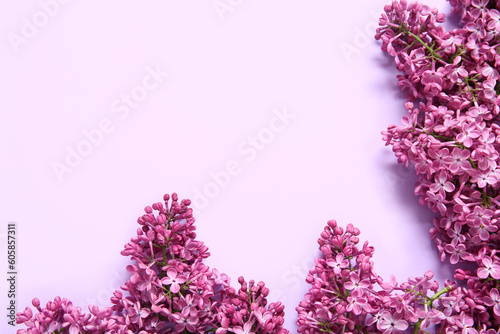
(0, 0), (459, 333)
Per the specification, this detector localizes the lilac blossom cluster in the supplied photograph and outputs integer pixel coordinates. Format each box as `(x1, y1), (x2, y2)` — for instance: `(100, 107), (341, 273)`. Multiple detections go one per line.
(16, 193), (290, 334)
(371, 0), (500, 331)
(296, 220), (499, 333)
(376, 0), (500, 263)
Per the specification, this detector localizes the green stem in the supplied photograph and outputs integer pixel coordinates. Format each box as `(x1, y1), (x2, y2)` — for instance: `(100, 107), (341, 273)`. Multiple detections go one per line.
(414, 319), (422, 334)
(413, 286), (452, 334)
(404, 29), (444, 62)
(427, 286), (452, 308)
(464, 78), (478, 103)
(468, 158), (477, 169)
(429, 133), (454, 142)
(163, 246), (167, 266)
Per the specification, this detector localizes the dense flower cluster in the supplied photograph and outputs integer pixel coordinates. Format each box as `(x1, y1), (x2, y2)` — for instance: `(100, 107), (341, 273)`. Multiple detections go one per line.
(377, 0), (500, 263)
(296, 220), (499, 333)
(372, 0), (500, 331)
(16, 193), (289, 334)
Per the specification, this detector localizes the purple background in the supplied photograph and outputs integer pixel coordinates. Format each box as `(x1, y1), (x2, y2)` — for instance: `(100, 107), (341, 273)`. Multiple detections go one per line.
(0, 0), (459, 332)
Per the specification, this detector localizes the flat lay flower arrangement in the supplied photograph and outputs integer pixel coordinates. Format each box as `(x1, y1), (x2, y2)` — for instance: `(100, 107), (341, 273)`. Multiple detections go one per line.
(15, 0), (500, 333)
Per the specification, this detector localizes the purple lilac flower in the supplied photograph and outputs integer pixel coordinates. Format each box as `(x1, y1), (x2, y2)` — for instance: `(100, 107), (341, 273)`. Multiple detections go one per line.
(296, 220), (478, 333)
(17, 193), (290, 334)
(376, 0), (500, 331)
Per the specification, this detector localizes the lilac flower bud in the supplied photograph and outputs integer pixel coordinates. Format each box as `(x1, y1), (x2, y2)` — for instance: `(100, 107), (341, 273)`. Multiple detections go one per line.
(327, 219), (337, 228)
(424, 270), (434, 279)
(320, 231), (330, 239)
(156, 213), (166, 224)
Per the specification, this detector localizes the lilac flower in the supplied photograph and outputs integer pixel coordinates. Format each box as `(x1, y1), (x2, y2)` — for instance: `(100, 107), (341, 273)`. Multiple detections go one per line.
(17, 193), (291, 334)
(442, 36), (466, 55)
(297, 220), (482, 333)
(143, 316), (165, 332)
(253, 308), (272, 326)
(232, 321), (255, 334)
(128, 302), (150, 328)
(471, 0), (489, 19)
(172, 308), (198, 332)
(62, 312), (81, 334)
(446, 222), (466, 244)
(345, 290), (369, 315)
(326, 253), (349, 275)
(482, 79), (497, 99)
(477, 256), (500, 279)
(374, 2), (500, 330)
(161, 268), (187, 294)
(467, 206), (493, 224)
(426, 190), (447, 214)
(429, 147), (450, 169)
(470, 218), (497, 241)
(376, 311), (408, 334)
(429, 171), (456, 194)
(215, 316), (230, 334)
(457, 122), (482, 148)
(455, 312), (478, 334)
(469, 168), (497, 188)
(483, 288), (500, 316)
(445, 239), (469, 264)
(465, 18), (488, 40)
(344, 272), (371, 292)
(444, 148), (471, 173)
